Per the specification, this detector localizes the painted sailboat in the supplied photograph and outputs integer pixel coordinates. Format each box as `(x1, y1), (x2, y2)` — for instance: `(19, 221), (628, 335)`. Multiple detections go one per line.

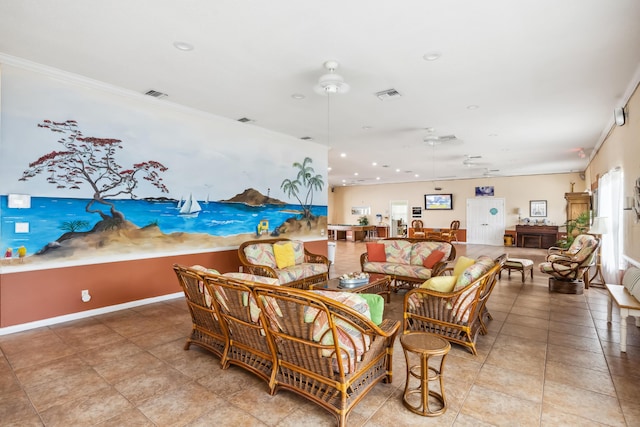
(179, 193), (202, 217)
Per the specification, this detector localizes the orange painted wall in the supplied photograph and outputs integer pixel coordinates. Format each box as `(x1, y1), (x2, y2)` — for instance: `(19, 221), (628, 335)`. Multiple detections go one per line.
(0, 240), (328, 328)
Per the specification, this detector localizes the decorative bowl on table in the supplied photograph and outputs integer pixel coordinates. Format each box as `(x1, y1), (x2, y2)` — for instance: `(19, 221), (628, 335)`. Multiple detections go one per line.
(339, 272), (369, 288)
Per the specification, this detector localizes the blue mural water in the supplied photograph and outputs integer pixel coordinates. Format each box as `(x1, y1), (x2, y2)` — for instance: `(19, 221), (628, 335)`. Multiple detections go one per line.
(1, 196), (327, 256)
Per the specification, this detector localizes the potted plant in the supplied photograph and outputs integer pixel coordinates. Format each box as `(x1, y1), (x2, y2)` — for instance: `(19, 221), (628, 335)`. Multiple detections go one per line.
(358, 215), (369, 226)
(557, 211), (590, 248)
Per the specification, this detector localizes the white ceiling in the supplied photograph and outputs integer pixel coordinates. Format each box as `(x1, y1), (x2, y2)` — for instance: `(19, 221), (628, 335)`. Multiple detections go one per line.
(1, 0), (639, 188)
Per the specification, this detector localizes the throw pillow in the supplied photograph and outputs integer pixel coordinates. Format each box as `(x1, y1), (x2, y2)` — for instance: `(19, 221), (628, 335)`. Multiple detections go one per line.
(366, 242), (387, 262)
(453, 256), (475, 277)
(273, 242), (296, 269)
(359, 293), (385, 325)
(423, 250), (445, 268)
(420, 275), (457, 292)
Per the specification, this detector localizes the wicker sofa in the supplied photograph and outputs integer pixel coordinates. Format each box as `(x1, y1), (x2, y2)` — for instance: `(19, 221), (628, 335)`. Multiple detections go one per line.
(173, 264), (400, 427)
(360, 238), (456, 290)
(238, 238), (330, 289)
(403, 254), (506, 355)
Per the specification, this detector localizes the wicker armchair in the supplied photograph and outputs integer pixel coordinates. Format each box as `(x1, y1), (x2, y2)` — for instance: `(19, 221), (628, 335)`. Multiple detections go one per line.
(539, 235), (600, 287)
(173, 264), (227, 358)
(546, 233), (594, 262)
(252, 285), (400, 427)
(440, 220), (461, 242)
(238, 238), (330, 289)
(403, 255), (505, 355)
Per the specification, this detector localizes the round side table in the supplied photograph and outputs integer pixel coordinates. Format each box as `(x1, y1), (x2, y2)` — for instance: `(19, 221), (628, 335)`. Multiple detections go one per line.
(400, 332), (451, 416)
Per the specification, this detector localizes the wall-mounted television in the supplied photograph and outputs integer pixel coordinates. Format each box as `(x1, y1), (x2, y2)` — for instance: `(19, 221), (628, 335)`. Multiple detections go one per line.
(424, 193), (453, 210)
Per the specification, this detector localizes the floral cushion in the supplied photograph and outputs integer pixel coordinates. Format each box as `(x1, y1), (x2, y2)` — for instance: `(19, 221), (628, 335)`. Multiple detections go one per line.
(383, 240), (412, 264)
(393, 263), (432, 280)
(362, 261), (400, 276)
(275, 263), (328, 284)
(290, 240), (305, 265)
(243, 243), (277, 269)
(409, 241), (452, 266)
(309, 291), (372, 373)
(223, 272), (279, 285)
(454, 255), (494, 291)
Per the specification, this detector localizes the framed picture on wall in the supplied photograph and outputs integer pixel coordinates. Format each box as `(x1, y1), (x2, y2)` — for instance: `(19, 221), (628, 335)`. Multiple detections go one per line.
(530, 200), (547, 217)
(475, 186), (494, 197)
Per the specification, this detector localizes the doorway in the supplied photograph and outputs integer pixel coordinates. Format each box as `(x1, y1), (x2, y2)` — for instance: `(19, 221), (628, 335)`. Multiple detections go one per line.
(389, 200), (408, 237)
(466, 198), (505, 245)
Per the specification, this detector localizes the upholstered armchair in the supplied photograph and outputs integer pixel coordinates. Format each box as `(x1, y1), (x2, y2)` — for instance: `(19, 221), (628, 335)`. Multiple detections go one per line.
(539, 235), (600, 288)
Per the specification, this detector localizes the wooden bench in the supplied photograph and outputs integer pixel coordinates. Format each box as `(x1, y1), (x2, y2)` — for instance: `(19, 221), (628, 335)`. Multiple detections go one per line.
(605, 266), (640, 352)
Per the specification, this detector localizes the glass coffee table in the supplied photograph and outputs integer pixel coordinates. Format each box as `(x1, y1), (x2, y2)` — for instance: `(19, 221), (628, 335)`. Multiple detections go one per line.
(310, 274), (391, 303)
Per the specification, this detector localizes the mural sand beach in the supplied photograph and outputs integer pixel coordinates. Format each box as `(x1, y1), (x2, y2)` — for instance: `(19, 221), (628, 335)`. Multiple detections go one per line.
(1, 194), (327, 268)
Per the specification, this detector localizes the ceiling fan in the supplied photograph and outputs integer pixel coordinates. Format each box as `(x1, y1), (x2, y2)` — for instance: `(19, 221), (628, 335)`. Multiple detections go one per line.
(423, 134), (458, 145)
(462, 155), (482, 167)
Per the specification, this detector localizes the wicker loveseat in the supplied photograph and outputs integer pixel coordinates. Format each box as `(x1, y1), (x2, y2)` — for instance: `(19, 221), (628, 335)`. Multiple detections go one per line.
(238, 238), (330, 289)
(173, 264), (400, 427)
(403, 254), (506, 355)
(360, 238), (456, 290)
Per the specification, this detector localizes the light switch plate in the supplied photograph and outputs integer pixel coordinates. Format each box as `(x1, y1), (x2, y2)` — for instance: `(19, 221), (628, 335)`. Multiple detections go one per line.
(15, 222), (30, 233)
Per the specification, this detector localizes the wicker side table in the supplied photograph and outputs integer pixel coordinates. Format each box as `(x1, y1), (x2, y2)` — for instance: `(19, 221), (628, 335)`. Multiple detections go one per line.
(400, 332), (451, 416)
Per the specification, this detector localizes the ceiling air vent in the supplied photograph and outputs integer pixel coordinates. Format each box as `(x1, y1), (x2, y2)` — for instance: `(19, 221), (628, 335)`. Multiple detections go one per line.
(237, 117), (254, 123)
(300, 136), (313, 141)
(375, 88), (402, 100)
(144, 89), (168, 98)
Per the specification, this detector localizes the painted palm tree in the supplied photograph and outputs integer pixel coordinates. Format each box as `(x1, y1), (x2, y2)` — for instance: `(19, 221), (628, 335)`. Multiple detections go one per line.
(280, 157), (324, 221)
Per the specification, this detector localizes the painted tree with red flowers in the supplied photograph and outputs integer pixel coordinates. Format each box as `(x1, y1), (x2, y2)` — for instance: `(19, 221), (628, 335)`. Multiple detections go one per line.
(19, 120), (169, 228)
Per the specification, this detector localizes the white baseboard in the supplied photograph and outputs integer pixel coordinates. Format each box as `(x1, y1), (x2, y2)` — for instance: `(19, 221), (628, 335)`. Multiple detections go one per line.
(0, 292), (184, 336)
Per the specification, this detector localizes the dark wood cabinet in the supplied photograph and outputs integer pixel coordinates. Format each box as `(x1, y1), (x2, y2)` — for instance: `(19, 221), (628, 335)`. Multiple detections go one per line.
(516, 225), (559, 249)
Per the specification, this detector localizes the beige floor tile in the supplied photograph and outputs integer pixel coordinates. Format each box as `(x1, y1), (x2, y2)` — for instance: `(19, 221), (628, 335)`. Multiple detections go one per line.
(39, 386), (133, 427)
(546, 343), (609, 373)
(137, 381), (222, 427)
(498, 321), (550, 343)
(543, 380), (626, 426)
(540, 403), (611, 426)
(475, 363), (544, 403)
(545, 360), (617, 397)
(460, 384), (541, 427)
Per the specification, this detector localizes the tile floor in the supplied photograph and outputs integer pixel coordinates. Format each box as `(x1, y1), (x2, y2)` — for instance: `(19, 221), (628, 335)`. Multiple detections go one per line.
(1, 241), (639, 426)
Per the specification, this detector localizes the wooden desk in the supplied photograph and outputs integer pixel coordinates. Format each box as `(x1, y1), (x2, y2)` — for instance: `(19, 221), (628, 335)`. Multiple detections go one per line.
(515, 225), (558, 249)
(328, 224), (377, 241)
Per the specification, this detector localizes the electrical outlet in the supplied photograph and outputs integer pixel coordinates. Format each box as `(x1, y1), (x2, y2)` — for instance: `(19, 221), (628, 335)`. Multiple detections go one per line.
(81, 289), (91, 302)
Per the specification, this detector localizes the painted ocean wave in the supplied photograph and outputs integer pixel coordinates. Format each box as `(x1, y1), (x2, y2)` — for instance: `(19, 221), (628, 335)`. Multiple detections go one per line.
(0, 196), (327, 255)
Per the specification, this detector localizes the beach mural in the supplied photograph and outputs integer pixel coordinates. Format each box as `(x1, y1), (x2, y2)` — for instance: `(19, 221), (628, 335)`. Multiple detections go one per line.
(0, 64), (328, 270)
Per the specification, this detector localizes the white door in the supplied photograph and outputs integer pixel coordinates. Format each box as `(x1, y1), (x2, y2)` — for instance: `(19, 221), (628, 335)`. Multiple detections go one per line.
(466, 198), (505, 245)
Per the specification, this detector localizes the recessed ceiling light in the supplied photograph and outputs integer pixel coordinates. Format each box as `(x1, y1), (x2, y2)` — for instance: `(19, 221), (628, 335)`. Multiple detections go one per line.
(340, 153), (346, 158)
(372, 162), (377, 166)
(173, 41), (194, 51)
(466, 104), (480, 110)
(342, 179), (346, 183)
(376, 177), (380, 180)
(415, 174), (420, 178)
(354, 172), (359, 176)
(291, 93), (305, 100)
(423, 52), (441, 61)
(328, 166), (332, 171)
(396, 168), (401, 172)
